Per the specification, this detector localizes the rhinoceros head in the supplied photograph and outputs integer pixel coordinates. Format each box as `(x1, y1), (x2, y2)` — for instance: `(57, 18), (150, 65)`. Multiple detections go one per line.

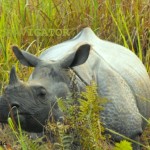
(0, 44), (90, 132)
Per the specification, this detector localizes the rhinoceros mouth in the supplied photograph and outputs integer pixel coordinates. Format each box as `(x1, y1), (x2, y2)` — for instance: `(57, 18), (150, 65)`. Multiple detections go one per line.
(8, 106), (32, 119)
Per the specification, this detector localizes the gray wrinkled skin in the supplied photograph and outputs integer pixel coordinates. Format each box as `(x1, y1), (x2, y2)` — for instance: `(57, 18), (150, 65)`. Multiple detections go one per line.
(0, 28), (150, 149)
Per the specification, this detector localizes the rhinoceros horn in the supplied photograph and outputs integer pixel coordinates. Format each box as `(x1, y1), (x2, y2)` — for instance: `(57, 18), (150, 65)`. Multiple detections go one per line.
(9, 66), (19, 85)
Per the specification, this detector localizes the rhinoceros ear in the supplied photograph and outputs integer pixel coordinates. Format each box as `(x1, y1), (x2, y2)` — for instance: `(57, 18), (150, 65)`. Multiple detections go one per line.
(9, 66), (19, 85)
(12, 46), (41, 67)
(61, 43), (91, 68)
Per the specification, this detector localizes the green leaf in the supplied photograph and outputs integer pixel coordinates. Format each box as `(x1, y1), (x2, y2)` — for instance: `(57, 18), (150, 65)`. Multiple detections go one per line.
(114, 140), (133, 150)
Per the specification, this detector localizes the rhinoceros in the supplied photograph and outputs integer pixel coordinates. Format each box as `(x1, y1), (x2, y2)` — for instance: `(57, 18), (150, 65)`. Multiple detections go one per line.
(0, 27), (150, 148)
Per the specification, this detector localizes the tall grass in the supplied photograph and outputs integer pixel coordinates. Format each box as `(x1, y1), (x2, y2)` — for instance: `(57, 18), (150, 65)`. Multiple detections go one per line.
(0, 0), (149, 65)
(0, 0), (149, 149)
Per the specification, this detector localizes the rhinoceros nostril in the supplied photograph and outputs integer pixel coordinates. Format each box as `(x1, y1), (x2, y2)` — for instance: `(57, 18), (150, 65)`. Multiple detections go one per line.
(11, 102), (20, 108)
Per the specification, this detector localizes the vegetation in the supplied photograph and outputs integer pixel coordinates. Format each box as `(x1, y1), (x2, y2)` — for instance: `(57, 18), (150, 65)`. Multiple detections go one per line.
(0, 0), (149, 149)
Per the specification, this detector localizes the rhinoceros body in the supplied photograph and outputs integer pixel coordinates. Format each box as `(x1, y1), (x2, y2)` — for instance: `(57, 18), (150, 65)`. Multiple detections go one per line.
(38, 28), (150, 139)
(0, 27), (150, 148)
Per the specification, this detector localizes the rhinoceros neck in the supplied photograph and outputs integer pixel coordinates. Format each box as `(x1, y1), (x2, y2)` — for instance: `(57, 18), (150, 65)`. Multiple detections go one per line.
(68, 69), (88, 93)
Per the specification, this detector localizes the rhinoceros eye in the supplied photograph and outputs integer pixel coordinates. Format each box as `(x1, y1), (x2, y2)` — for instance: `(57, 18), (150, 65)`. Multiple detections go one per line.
(37, 87), (47, 99)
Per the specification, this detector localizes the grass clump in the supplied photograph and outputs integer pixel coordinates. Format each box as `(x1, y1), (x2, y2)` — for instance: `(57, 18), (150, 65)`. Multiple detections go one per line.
(7, 116), (50, 150)
(56, 82), (110, 150)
